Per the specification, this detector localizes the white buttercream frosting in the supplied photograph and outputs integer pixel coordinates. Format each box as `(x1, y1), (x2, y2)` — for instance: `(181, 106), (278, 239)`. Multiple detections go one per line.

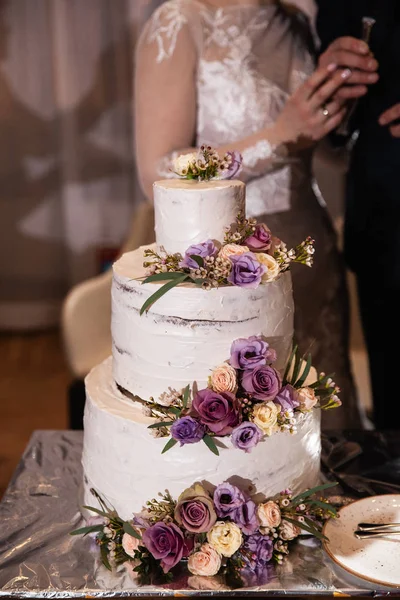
(111, 245), (294, 403)
(82, 357), (322, 521)
(154, 179), (245, 255)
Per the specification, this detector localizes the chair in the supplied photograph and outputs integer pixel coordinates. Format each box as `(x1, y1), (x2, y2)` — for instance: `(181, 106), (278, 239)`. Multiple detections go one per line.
(61, 201), (155, 428)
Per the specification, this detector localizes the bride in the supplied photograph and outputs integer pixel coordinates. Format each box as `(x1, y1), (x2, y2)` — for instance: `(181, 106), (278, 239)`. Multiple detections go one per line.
(134, 0), (363, 429)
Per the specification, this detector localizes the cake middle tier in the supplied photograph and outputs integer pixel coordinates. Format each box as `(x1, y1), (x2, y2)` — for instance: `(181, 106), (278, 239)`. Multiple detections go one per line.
(112, 246), (294, 403)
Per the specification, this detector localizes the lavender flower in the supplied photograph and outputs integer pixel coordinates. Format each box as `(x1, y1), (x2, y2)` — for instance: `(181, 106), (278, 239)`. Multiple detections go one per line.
(142, 522), (185, 573)
(230, 335), (271, 370)
(179, 240), (217, 269)
(274, 384), (300, 412)
(170, 417), (205, 445)
(220, 150), (243, 180)
(192, 388), (240, 435)
(234, 499), (259, 535)
(227, 252), (266, 288)
(241, 365), (282, 401)
(244, 223), (272, 252)
(231, 422), (263, 453)
(213, 482), (246, 518)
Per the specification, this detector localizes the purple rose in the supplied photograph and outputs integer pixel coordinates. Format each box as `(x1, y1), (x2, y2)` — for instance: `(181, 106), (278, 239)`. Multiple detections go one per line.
(227, 252), (266, 289)
(213, 482), (246, 518)
(274, 384), (300, 413)
(234, 499), (259, 535)
(174, 484), (217, 533)
(241, 365), (281, 401)
(220, 150), (243, 180)
(179, 239), (217, 269)
(244, 223), (272, 253)
(230, 335), (270, 370)
(142, 522), (185, 573)
(170, 417), (205, 445)
(192, 388), (240, 435)
(231, 422), (263, 453)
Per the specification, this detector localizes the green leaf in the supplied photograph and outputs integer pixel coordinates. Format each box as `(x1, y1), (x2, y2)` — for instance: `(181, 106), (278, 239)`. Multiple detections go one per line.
(123, 521), (141, 540)
(167, 406), (181, 416)
(203, 434), (219, 456)
(189, 254), (204, 268)
(290, 482), (338, 505)
(182, 384), (190, 409)
(70, 524), (104, 536)
(306, 499), (338, 517)
(295, 353), (312, 388)
(161, 437), (178, 454)
(283, 344), (297, 382)
(100, 543), (112, 571)
(291, 349), (302, 386)
(283, 516), (327, 541)
(142, 272), (187, 283)
(140, 275), (188, 315)
(82, 505), (110, 519)
(191, 278), (206, 285)
(148, 421), (174, 429)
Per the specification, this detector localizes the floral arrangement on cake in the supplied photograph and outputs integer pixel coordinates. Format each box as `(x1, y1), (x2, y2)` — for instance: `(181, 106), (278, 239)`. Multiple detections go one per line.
(143, 337), (341, 456)
(71, 480), (337, 587)
(173, 145), (242, 181)
(140, 211), (314, 314)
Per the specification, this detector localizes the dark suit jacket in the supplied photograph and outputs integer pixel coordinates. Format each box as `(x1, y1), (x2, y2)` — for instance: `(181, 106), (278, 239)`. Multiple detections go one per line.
(316, 0), (400, 283)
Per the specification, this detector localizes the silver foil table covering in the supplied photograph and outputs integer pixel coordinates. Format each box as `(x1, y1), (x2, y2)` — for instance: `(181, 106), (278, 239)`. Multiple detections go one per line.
(0, 430), (400, 598)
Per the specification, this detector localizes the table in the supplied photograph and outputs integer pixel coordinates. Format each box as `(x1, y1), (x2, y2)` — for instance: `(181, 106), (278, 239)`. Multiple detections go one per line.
(1, 430), (400, 598)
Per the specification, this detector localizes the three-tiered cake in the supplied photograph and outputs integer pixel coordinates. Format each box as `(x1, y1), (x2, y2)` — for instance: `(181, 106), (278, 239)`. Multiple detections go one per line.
(82, 176), (322, 522)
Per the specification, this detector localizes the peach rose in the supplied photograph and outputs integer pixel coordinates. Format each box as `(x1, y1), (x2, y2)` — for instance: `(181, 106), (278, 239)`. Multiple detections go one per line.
(122, 532), (140, 558)
(187, 543), (222, 576)
(297, 387), (318, 411)
(257, 253), (280, 282)
(279, 520), (300, 541)
(210, 363), (237, 393)
(218, 244), (249, 261)
(257, 500), (281, 530)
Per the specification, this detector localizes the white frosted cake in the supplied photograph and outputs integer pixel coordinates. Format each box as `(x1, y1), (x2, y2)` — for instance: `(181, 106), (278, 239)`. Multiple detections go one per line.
(81, 175), (327, 521)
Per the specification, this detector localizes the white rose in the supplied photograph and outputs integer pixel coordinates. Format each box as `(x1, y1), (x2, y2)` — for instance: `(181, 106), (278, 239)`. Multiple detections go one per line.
(251, 401), (279, 436)
(297, 387), (318, 411)
(122, 532), (140, 558)
(257, 501), (281, 529)
(210, 363), (237, 393)
(174, 152), (197, 175)
(187, 543), (222, 576)
(207, 521), (242, 557)
(279, 520), (300, 541)
(218, 244), (249, 261)
(257, 253), (280, 282)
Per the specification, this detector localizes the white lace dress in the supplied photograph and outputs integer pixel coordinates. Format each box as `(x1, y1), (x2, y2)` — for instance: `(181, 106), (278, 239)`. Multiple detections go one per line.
(135, 0), (362, 428)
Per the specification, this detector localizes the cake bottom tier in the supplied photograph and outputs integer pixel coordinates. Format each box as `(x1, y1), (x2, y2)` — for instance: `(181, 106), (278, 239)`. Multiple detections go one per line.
(82, 357), (322, 521)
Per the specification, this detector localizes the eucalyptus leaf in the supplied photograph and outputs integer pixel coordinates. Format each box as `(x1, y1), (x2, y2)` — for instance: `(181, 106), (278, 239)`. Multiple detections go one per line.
(70, 524), (104, 536)
(291, 349), (302, 386)
(123, 521), (141, 540)
(283, 516), (327, 541)
(142, 272), (187, 283)
(147, 421), (174, 429)
(189, 254), (204, 268)
(283, 344), (297, 382)
(203, 434), (219, 456)
(168, 406), (181, 416)
(140, 275), (188, 315)
(182, 385), (190, 409)
(100, 543), (112, 571)
(82, 505), (110, 519)
(295, 353), (312, 388)
(161, 437), (178, 454)
(290, 482), (338, 505)
(306, 498), (338, 517)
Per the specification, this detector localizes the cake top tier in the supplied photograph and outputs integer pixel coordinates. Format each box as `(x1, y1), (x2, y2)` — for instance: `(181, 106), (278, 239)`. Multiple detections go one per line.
(154, 178), (245, 256)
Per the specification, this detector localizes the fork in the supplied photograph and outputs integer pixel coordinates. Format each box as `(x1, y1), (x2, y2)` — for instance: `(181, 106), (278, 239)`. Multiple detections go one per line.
(354, 529), (400, 540)
(358, 522), (400, 531)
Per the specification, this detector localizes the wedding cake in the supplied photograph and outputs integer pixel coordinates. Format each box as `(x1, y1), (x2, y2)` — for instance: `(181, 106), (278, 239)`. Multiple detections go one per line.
(78, 148), (340, 585)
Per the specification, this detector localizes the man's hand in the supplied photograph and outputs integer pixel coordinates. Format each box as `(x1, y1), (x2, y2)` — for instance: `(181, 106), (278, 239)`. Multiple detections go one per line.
(379, 104), (400, 137)
(318, 37), (379, 99)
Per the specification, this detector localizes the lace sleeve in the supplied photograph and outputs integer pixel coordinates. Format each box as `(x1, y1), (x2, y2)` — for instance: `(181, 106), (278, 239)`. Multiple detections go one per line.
(134, 1), (199, 199)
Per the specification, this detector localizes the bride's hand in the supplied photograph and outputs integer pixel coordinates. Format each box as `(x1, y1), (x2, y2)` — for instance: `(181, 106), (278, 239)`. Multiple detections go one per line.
(274, 63), (351, 148)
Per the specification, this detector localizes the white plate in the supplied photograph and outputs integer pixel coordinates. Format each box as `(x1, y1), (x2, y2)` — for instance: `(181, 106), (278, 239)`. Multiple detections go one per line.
(323, 494), (400, 588)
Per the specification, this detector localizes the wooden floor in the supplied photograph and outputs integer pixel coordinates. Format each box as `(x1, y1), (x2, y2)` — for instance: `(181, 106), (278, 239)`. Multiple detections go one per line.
(0, 329), (70, 499)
